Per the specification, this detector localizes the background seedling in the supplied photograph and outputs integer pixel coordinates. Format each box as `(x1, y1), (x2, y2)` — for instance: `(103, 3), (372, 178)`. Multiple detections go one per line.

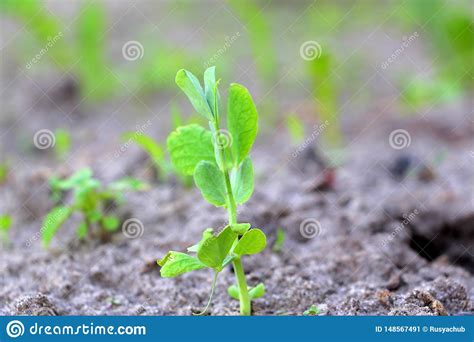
(272, 227), (286, 253)
(0, 163), (8, 184)
(42, 168), (147, 247)
(158, 67), (266, 316)
(54, 129), (71, 161)
(0, 214), (12, 244)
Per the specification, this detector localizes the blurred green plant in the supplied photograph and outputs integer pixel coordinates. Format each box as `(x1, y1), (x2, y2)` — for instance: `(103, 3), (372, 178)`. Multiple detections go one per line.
(122, 133), (171, 182)
(0, 214), (12, 244)
(0, 0), (71, 67)
(286, 114), (305, 144)
(400, 0), (473, 109)
(54, 129), (71, 161)
(272, 227), (285, 253)
(42, 168), (147, 247)
(0, 162), (8, 184)
(309, 48), (343, 167)
(227, 0), (277, 84)
(76, 1), (117, 100)
(158, 67), (266, 316)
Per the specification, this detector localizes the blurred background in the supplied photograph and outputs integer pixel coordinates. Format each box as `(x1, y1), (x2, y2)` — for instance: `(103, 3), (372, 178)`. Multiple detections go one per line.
(0, 0), (473, 316)
(1, 0), (472, 163)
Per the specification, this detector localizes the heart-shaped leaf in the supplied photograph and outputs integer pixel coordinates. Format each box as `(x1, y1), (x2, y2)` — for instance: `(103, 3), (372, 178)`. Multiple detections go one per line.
(158, 251), (206, 278)
(167, 124), (215, 176)
(194, 161), (227, 207)
(234, 228), (266, 255)
(197, 226), (236, 270)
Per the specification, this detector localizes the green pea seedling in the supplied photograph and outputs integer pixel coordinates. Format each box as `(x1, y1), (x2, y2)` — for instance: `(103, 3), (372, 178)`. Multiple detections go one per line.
(158, 67), (266, 316)
(303, 304), (320, 316)
(42, 168), (147, 247)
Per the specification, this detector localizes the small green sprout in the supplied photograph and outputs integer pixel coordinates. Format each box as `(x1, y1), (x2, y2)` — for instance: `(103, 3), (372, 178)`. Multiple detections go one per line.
(272, 227), (286, 253)
(158, 67), (266, 316)
(54, 129), (71, 160)
(303, 305), (320, 316)
(42, 168), (147, 247)
(286, 114), (305, 144)
(0, 214), (12, 244)
(0, 162), (8, 184)
(122, 132), (170, 181)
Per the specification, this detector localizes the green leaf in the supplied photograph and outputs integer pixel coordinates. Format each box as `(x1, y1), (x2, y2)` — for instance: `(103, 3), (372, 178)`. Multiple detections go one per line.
(231, 157), (254, 205)
(109, 177), (149, 192)
(167, 124), (215, 176)
(0, 215), (12, 232)
(204, 66), (219, 116)
(272, 227), (285, 252)
(187, 228), (214, 252)
(197, 226), (236, 270)
(227, 285), (239, 300)
(50, 168), (93, 190)
(227, 83), (258, 165)
(175, 69), (213, 121)
(234, 228), (266, 255)
(77, 222), (88, 239)
(303, 304), (320, 316)
(194, 161), (227, 207)
(54, 129), (71, 160)
(249, 283), (265, 299)
(230, 223), (250, 235)
(102, 215), (119, 231)
(158, 251), (206, 278)
(42, 206), (72, 247)
(228, 283), (265, 300)
(123, 133), (164, 168)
